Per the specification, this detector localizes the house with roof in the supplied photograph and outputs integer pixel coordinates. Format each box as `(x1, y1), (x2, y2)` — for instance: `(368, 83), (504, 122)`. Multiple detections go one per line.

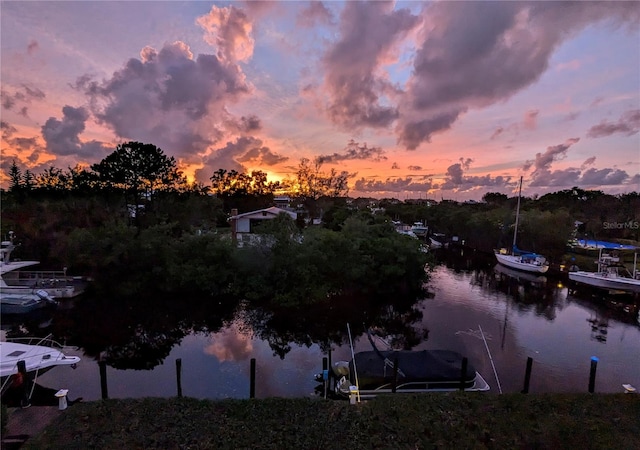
(229, 207), (298, 246)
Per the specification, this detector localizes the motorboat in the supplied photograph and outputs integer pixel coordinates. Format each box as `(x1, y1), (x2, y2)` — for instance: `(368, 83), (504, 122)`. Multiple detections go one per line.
(0, 335), (80, 380)
(429, 233), (447, 249)
(324, 349), (490, 400)
(494, 177), (549, 274)
(1, 290), (56, 315)
(569, 251), (640, 294)
(410, 222), (429, 238)
(0, 232), (84, 298)
(316, 327), (490, 400)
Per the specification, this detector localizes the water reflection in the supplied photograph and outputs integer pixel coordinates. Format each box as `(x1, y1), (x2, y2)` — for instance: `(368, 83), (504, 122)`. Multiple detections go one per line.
(3, 249), (639, 401)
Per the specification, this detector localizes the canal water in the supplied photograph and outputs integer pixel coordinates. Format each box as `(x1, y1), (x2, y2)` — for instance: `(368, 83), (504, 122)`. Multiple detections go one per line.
(8, 249), (640, 401)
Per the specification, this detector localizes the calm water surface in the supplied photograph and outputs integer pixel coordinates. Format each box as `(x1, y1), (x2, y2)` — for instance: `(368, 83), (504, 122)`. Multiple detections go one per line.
(23, 253), (640, 400)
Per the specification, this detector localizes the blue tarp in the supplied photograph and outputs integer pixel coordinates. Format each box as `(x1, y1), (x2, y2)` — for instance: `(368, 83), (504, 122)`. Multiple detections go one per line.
(576, 239), (637, 250)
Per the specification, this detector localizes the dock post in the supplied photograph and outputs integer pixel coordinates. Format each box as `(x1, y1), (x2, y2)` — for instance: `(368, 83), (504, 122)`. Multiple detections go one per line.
(322, 357), (328, 399)
(250, 358), (256, 399)
(16, 360), (30, 408)
(392, 357), (399, 393)
(176, 358), (183, 398)
(99, 360), (109, 399)
(522, 357), (533, 394)
(459, 357), (468, 391)
(588, 356), (598, 393)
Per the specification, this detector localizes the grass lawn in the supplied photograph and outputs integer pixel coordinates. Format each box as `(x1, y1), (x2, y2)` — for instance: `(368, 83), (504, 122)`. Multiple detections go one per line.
(22, 393), (640, 449)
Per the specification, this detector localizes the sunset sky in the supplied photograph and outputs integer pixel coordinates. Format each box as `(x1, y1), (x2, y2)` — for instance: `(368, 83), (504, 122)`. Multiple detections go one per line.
(1, 1), (639, 200)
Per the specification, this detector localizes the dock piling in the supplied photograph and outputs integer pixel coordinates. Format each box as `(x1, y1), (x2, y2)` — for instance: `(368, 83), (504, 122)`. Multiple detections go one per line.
(98, 360), (108, 399)
(460, 357), (468, 391)
(250, 358), (256, 398)
(588, 356), (598, 393)
(176, 358), (183, 398)
(522, 357), (533, 394)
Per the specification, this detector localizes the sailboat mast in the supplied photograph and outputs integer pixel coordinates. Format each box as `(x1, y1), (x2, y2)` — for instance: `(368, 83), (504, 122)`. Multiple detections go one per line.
(512, 176), (523, 251)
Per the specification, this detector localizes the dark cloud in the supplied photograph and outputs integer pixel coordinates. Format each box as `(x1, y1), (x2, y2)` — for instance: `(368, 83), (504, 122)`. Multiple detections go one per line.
(41, 106), (110, 158)
(1, 121), (17, 139)
(407, 165), (422, 171)
(391, 162), (400, 170)
(586, 109), (640, 138)
(194, 136), (287, 184)
(322, 1), (420, 130)
(523, 138), (579, 172)
(396, 1), (639, 149)
(580, 156), (596, 170)
(579, 167), (629, 186)
(1, 85), (46, 117)
(317, 140), (387, 164)
(354, 176), (434, 193)
(490, 127), (504, 140)
(27, 40), (39, 55)
(439, 160), (512, 191)
(80, 41), (252, 161)
(297, 1), (334, 27)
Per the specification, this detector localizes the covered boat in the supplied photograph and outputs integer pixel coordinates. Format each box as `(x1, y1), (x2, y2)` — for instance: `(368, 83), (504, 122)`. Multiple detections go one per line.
(1, 290), (56, 314)
(327, 349), (490, 399)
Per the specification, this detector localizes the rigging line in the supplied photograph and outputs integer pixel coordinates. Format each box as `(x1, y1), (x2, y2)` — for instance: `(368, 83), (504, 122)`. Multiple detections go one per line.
(479, 324), (502, 394)
(346, 323), (360, 403)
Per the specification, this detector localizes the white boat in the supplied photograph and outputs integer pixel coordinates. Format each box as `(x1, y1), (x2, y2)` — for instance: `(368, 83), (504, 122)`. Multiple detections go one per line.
(410, 222), (429, 237)
(0, 335), (80, 379)
(569, 251), (640, 294)
(495, 177), (549, 274)
(1, 290), (56, 315)
(429, 233), (447, 249)
(0, 232), (84, 298)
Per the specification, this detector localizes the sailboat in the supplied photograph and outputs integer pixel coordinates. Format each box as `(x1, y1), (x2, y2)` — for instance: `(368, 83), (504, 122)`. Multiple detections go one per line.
(494, 177), (549, 274)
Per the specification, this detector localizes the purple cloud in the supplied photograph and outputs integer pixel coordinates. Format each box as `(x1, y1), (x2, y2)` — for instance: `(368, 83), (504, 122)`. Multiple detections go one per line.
(321, 1), (420, 130)
(80, 41), (252, 162)
(523, 138), (580, 172)
(41, 106), (110, 158)
(587, 109), (640, 138)
(195, 136), (287, 184)
(297, 1), (334, 27)
(317, 140), (387, 164)
(396, 1), (639, 149)
(354, 176), (434, 193)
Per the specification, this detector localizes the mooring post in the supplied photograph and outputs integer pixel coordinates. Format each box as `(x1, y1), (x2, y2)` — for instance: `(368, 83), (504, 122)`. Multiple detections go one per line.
(322, 357), (328, 399)
(250, 358), (256, 399)
(99, 360), (109, 399)
(16, 360), (30, 408)
(176, 358), (183, 398)
(392, 357), (399, 393)
(460, 357), (468, 391)
(588, 356), (598, 393)
(522, 357), (533, 394)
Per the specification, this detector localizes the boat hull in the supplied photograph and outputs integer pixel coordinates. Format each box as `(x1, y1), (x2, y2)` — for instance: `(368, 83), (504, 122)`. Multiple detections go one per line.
(495, 252), (549, 274)
(0, 339), (80, 379)
(330, 349), (490, 399)
(0, 292), (55, 315)
(568, 271), (640, 294)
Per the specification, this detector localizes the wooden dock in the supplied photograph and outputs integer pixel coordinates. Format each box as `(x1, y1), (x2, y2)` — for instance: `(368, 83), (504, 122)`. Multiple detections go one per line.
(2, 406), (62, 449)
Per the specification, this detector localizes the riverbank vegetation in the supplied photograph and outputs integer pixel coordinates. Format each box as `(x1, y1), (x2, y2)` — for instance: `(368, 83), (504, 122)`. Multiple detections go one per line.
(19, 394), (640, 449)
